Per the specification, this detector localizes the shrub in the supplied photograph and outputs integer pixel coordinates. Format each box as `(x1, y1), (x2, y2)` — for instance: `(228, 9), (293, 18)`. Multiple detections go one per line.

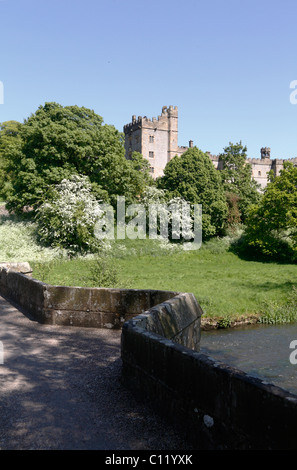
(35, 175), (104, 255)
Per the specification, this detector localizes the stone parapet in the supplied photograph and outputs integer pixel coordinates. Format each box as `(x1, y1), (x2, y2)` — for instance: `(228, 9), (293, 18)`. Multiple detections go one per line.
(122, 303), (297, 450)
(0, 263), (189, 330)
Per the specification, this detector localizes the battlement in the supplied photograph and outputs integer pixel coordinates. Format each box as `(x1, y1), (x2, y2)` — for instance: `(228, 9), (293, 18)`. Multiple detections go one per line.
(247, 157), (273, 165)
(143, 105), (178, 123)
(123, 105), (178, 132)
(247, 156), (297, 165)
(285, 156), (297, 164)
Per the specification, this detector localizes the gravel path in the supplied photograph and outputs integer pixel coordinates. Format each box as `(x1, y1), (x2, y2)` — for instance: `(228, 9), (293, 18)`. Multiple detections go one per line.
(0, 295), (193, 450)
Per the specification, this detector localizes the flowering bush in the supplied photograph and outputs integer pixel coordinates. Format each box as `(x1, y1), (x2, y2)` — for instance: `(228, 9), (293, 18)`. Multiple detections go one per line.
(140, 187), (197, 243)
(0, 217), (66, 262)
(35, 175), (104, 255)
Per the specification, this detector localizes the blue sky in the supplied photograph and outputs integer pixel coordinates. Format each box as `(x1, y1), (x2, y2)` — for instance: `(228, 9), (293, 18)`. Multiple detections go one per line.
(0, 0), (297, 159)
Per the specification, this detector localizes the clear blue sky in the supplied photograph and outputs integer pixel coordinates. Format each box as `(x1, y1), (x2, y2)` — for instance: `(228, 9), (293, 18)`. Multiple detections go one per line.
(0, 0), (297, 159)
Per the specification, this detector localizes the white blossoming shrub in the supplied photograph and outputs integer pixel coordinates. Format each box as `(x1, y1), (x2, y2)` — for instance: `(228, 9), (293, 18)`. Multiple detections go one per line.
(140, 187), (196, 243)
(35, 175), (104, 254)
(140, 186), (168, 206)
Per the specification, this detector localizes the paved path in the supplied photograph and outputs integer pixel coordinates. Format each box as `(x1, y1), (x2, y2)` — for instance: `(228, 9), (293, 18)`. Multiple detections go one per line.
(0, 296), (192, 450)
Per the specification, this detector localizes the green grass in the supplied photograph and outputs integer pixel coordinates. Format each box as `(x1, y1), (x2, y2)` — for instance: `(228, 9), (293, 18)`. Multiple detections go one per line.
(0, 212), (296, 322)
(30, 237), (297, 322)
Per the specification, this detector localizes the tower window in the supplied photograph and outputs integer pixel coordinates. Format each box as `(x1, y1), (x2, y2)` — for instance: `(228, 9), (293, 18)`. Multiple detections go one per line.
(149, 135), (154, 143)
(149, 151), (154, 159)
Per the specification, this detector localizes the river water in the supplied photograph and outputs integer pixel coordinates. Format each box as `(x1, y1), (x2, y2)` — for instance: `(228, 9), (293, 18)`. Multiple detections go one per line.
(200, 323), (297, 395)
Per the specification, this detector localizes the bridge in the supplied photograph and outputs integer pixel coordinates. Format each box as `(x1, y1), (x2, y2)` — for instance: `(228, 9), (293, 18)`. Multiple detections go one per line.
(0, 295), (192, 450)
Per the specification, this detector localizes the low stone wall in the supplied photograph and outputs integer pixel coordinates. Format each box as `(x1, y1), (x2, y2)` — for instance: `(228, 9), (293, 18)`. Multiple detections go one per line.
(121, 310), (297, 450)
(0, 263), (191, 331)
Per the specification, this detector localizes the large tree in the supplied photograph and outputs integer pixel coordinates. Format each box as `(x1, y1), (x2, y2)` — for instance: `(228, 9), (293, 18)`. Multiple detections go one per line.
(2, 102), (151, 213)
(242, 161), (297, 262)
(157, 147), (228, 238)
(219, 141), (261, 223)
(0, 120), (23, 200)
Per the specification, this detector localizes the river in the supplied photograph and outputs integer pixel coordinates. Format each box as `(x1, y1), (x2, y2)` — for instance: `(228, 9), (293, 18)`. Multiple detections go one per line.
(200, 323), (297, 395)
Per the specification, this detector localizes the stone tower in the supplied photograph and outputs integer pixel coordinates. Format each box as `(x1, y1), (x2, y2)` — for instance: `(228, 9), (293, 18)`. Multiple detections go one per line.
(123, 105), (188, 178)
(261, 147), (271, 159)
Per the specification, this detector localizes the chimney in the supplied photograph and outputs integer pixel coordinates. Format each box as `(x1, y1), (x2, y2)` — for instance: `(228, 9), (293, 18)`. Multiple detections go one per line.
(189, 140), (193, 148)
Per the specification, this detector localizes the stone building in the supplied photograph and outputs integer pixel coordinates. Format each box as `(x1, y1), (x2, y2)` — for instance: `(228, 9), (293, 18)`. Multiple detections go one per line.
(123, 106), (297, 187)
(246, 147), (297, 189)
(123, 105), (190, 178)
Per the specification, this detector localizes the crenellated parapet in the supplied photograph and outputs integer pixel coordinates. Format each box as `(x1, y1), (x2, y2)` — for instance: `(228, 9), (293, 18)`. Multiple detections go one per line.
(123, 115), (143, 133)
(124, 106), (178, 133)
(285, 156), (297, 165)
(247, 157), (271, 165)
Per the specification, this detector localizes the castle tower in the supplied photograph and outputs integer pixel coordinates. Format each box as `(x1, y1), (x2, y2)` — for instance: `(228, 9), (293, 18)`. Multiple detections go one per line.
(123, 106), (188, 178)
(167, 105), (179, 161)
(261, 147), (271, 159)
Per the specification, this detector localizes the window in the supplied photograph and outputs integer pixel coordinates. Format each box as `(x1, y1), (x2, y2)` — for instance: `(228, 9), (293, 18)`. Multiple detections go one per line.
(258, 171), (261, 176)
(150, 167), (154, 174)
(149, 151), (154, 159)
(149, 135), (154, 143)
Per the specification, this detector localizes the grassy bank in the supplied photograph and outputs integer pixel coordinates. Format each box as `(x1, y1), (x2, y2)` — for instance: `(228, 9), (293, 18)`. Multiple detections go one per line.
(0, 213), (296, 324)
(31, 238), (297, 324)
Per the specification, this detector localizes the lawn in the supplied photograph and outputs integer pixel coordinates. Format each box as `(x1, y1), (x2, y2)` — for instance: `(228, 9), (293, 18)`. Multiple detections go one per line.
(30, 237), (297, 322)
(0, 213), (295, 322)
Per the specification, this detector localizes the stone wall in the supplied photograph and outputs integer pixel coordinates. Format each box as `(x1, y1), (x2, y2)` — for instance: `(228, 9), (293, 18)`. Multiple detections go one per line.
(0, 264), (199, 333)
(122, 305), (297, 450)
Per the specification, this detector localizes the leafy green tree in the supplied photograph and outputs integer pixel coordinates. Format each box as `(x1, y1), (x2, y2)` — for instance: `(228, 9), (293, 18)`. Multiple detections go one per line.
(242, 161), (297, 262)
(225, 191), (241, 226)
(219, 142), (261, 222)
(97, 151), (153, 207)
(0, 120), (23, 200)
(157, 147), (228, 238)
(3, 103), (151, 213)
